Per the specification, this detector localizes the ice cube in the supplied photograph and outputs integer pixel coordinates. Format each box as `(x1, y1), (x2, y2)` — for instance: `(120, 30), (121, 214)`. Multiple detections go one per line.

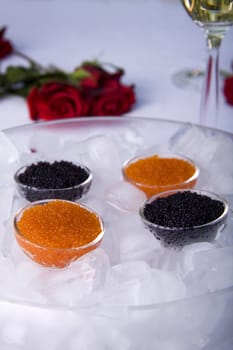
(106, 260), (150, 287)
(82, 196), (107, 217)
(171, 126), (204, 158)
(0, 219), (15, 258)
(0, 255), (15, 285)
(148, 268), (186, 304)
(28, 131), (62, 158)
(1, 321), (26, 346)
(19, 151), (41, 166)
(179, 242), (215, 276)
(0, 187), (15, 223)
(100, 260), (186, 305)
(0, 131), (19, 164)
(115, 127), (144, 160)
(171, 125), (233, 194)
(0, 160), (21, 187)
(38, 249), (110, 306)
(106, 181), (146, 213)
(120, 229), (161, 263)
(157, 248), (181, 272)
(14, 260), (43, 288)
(0, 259), (47, 304)
(171, 126), (217, 164)
(0, 194), (27, 259)
(94, 260), (151, 305)
(181, 245), (233, 297)
(118, 214), (161, 263)
(120, 127), (143, 150)
(60, 139), (89, 163)
(86, 170), (117, 200)
(82, 135), (121, 171)
(43, 277), (93, 307)
(201, 134), (233, 194)
(61, 129), (142, 171)
(217, 200), (233, 246)
(193, 246), (233, 292)
(205, 157), (233, 194)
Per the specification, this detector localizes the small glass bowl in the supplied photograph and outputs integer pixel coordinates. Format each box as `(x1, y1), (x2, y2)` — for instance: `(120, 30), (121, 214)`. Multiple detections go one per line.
(14, 162), (92, 202)
(139, 189), (229, 248)
(14, 199), (104, 268)
(122, 152), (199, 197)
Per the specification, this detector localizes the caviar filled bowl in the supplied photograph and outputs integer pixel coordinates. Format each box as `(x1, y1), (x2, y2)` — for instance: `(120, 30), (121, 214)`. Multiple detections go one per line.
(122, 152), (199, 197)
(14, 199), (104, 268)
(139, 189), (229, 248)
(14, 160), (92, 202)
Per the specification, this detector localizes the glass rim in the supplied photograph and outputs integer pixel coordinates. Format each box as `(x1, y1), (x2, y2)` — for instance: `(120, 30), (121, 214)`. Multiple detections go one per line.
(2, 116), (233, 311)
(139, 188), (229, 231)
(14, 199), (104, 252)
(122, 151), (200, 189)
(14, 161), (92, 192)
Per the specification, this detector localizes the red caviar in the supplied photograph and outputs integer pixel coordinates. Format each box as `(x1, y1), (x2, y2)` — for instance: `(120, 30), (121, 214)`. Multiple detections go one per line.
(123, 154), (198, 197)
(14, 200), (104, 268)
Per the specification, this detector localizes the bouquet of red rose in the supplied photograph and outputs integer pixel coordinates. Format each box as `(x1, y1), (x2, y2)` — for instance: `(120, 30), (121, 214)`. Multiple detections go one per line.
(0, 27), (136, 121)
(223, 72), (233, 106)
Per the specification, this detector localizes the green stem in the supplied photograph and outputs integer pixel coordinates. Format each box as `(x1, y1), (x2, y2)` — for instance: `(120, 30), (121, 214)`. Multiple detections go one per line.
(13, 49), (44, 69)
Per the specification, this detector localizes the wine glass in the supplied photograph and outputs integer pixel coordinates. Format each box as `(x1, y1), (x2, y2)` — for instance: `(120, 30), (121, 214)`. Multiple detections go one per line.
(181, 0), (233, 128)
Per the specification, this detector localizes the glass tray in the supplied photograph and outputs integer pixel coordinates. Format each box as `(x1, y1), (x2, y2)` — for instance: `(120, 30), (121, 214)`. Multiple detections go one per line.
(1, 117), (233, 350)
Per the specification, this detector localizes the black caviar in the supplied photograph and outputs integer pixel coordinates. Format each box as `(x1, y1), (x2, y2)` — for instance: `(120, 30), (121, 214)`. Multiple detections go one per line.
(142, 191), (227, 247)
(18, 161), (89, 189)
(15, 161), (92, 202)
(144, 191), (225, 228)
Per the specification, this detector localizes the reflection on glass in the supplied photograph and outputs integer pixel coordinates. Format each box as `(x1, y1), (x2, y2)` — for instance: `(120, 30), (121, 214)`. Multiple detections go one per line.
(181, 0), (233, 128)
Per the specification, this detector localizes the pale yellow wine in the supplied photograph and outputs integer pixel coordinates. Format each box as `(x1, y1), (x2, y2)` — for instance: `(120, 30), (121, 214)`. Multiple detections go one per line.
(181, 0), (233, 26)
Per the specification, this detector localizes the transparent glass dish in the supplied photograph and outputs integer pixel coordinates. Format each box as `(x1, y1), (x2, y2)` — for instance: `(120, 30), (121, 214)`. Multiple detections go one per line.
(140, 189), (229, 248)
(14, 199), (104, 268)
(14, 162), (92, 202)
(122, 151), (199, 197)
(1, 117), (233, 349)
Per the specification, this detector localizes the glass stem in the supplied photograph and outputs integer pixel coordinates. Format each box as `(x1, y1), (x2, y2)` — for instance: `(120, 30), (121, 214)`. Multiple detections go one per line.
(200, 32), (223, 129)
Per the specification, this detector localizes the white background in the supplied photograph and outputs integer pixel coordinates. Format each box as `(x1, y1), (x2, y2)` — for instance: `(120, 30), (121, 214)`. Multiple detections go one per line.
(0, 0), (232, 132)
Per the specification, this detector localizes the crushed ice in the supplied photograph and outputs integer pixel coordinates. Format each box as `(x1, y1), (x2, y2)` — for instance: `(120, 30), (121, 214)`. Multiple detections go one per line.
(0, 124), (232, 349)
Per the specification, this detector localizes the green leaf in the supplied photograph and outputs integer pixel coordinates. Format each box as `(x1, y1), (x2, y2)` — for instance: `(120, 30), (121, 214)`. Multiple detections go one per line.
(2, 68), (73, 97)
(0, 65), (81, 98)
(71, 68), (91, 81)
(5, 65), (40, 85)
(81, 60), (101, 67)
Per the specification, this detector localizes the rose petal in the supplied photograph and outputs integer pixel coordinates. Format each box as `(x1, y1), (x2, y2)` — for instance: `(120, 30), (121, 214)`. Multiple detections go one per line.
(26, 82), (89, 121)
(223, 76), (233, 106)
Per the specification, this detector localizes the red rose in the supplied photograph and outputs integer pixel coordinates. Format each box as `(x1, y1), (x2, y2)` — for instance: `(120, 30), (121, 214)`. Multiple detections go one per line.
(89, 80), (136, 116)
(0, 27), (13, 59)
(27, 82), (89, 121)
(223, 76), (233, 106)
(79, 63), (124, 90)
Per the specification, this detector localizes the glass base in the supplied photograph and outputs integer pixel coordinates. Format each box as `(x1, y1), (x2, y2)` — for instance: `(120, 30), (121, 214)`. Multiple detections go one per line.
(172, 68), (204, 91)
(172, 67), (227, 92)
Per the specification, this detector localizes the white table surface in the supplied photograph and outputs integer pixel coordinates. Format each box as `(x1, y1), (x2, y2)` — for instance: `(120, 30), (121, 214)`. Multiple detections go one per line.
(0, 0), (233, 133)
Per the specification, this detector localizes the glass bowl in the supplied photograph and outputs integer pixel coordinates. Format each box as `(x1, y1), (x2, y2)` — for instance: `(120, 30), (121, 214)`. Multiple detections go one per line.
(122, 152), (199, 197)
(2, 117), (233, 348)
(14, 199), (104, 268)
(139, 189), (229, 248)
(14, 161), (92, 202)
